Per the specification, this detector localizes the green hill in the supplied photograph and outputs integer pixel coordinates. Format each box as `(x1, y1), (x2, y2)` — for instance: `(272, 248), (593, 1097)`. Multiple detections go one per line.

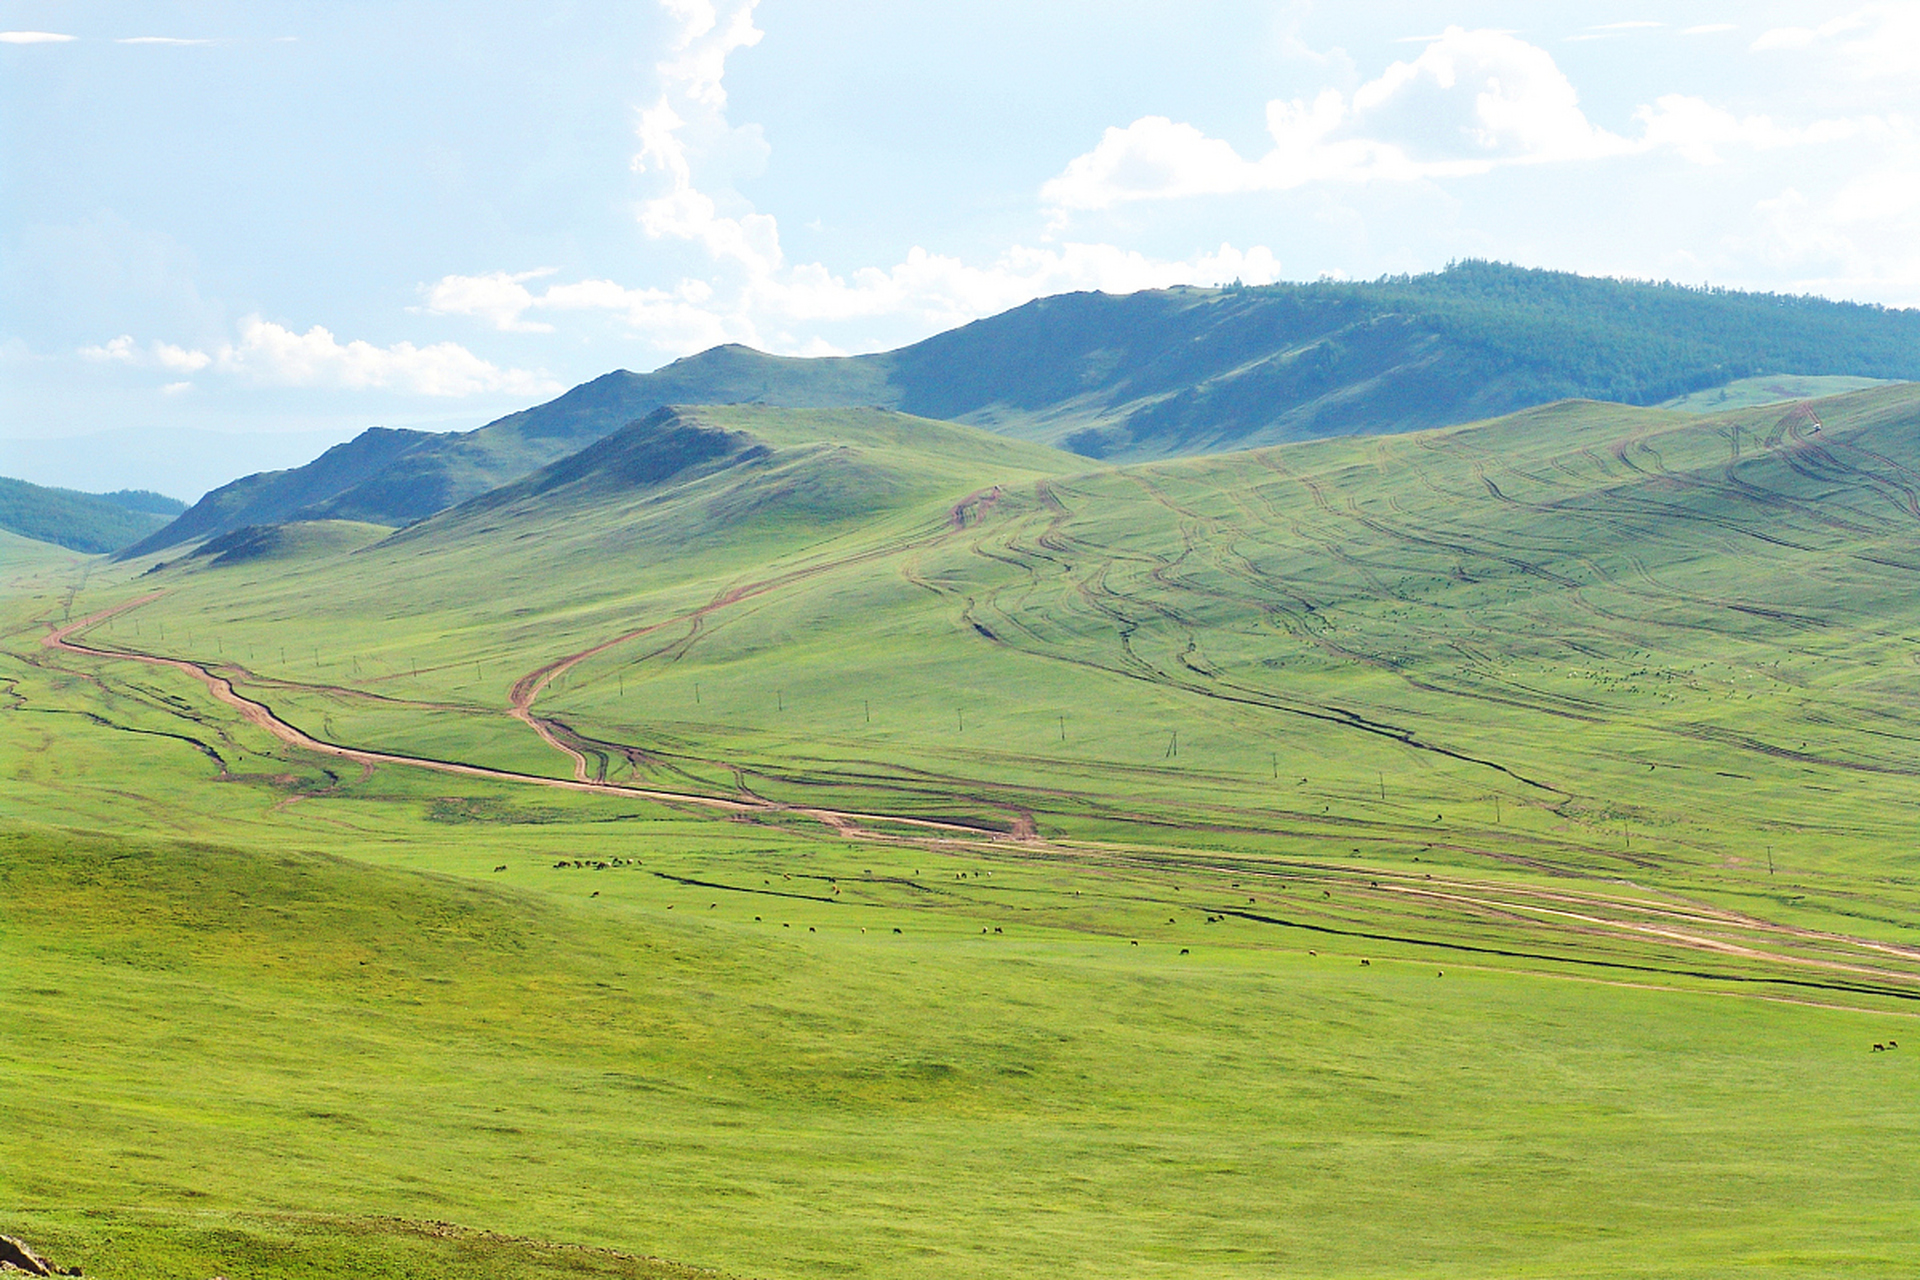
(0, 476), (184, 554)
(13, 390), (1920, 1277)
(124, 262), (1920, 557)
(82, 384), (1920, 878)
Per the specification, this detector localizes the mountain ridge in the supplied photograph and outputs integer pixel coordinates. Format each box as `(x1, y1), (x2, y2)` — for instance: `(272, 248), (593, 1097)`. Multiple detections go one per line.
(123, 261), (1920, 558)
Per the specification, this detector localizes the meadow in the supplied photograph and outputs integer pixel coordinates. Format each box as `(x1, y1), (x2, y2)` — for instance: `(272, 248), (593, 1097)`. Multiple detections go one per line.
(5, 391), (1920, 1277)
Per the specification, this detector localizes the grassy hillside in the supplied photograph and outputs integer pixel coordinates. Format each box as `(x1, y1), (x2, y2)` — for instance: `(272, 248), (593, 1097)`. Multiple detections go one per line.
(126, 262), (1920, 555)
(9, 393), (1920, 1276)
(0, 475), (183, 553)
(1660, 372), (1898, 412)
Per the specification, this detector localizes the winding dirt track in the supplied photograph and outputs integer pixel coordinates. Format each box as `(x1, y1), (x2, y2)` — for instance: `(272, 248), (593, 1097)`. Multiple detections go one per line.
(35, 565), (1920, 1003)
(43, 593), (1001, 841)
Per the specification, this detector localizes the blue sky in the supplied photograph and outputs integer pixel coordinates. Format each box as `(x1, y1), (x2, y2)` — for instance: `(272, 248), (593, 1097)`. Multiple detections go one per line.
(3, 2), (1917, 497)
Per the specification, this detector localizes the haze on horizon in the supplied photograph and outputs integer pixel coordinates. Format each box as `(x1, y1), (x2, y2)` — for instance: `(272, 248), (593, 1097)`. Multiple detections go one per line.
(3, 1), (1917, 497)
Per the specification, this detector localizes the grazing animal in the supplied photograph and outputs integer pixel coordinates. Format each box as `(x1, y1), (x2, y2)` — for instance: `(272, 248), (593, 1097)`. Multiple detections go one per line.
(893, 927), (903, 934)
(1308, 950), (1317, 956)
(590, 891), (599, 898)
(1437, 970), (1444, 977)
(1873, 1043), (1886, 1052)
(1360, 958), (1370, 966)
(1130, 940), (1138, 946)
(1179, 948), (1190, 956)
(493, 865), (507, 872)
(1889, 1040), (1900, 1049)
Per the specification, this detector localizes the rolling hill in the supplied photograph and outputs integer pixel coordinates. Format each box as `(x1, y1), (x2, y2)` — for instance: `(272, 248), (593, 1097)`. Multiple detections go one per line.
(80, 382), (1920, 879)
(0, 476), (185, 554)
(123, 261), (1920, 557)
(13, 387), (1920, 1277)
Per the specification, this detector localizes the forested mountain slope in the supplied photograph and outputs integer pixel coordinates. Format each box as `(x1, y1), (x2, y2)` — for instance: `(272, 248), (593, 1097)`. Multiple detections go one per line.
(0, 476), (184, 553)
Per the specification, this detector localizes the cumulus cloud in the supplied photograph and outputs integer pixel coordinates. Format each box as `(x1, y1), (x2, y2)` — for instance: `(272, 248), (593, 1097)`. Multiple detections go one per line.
(427, 242), (1281, 357)
(422, 0), (1284, 363)
(1043, 29), (1638, 212)
(0, 30), (75, 43)
(631, 1), (783, 275)
(84, 320), (557, 397)
(421, 269), (560, 332)
(1633, 95), (1868, 164)
(1041, 26), (1877, 214)
(1731, 124), (1920, 302)
(81, 334), (211, 371)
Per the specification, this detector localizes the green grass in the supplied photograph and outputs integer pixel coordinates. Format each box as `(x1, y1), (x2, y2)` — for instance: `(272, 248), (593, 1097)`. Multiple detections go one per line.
(1659, 373), (1898, 412)
(7, 823), (1918, 1279)
(7, 396), (1920, 1276)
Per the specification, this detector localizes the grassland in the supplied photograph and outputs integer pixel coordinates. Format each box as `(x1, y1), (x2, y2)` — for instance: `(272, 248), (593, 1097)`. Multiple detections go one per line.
(6, 395), (1920, 1277)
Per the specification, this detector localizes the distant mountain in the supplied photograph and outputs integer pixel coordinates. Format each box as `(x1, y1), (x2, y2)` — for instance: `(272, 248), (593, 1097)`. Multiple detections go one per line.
(125, 261), (1920, 557)
(0, 476), (184, 554)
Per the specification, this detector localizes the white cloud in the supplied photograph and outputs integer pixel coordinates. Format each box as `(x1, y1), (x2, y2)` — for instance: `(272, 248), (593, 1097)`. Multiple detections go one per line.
(216, 317), (557, 396)
(83, 320), (557, 397)
(425, 241), (1281, 359)
(1752, 6), (1920, 76)
(1043, 29), (1638, 212)
(631, 1), (782, 274)
(1041, 26), (1884, 214)
(421, 269), (559, 332)
(83, 334), (215, 373)
(80, 335), (138, 363)
(0, 30), (75, 43)
(1731, 125), (1920, 302)
(153, 340), (213, 372)
(415, 0), (1284, 363)
(160, 381), (193, 395)
(1634, 95), (1869, 164)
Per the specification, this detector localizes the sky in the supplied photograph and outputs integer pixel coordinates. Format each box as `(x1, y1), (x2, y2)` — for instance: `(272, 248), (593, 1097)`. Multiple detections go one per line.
(3, 1), (1917, 498)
